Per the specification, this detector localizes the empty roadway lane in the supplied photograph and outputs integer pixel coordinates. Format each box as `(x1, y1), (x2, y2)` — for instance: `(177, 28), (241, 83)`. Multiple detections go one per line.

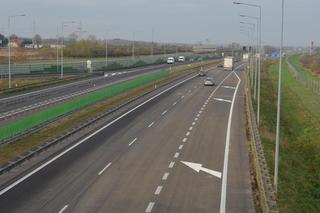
(0, 65), (254, 213)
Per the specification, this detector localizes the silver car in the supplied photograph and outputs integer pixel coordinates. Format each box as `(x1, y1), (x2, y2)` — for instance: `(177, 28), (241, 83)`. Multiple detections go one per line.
(204, 77), (215, 86)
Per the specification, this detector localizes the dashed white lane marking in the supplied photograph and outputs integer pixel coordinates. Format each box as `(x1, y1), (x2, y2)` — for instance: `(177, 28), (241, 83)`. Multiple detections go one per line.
(148, 121), (155, 128)
(155, 186), (163, 195)
(222, 86), (236, 90)
(195, 117), (198, 121)
(162, 172), (170, 180)
(182, 138), (188, 143)
(98, 162), (112, 176)
(172, 102), (177, 106)
(199, 111), (202, 114)
(128, 138), (138, 146)
(186, 132), (190, 136)
(162, 110), (168, 115)
(174, 152), (180, 158)
(58, 205), (69, 213)
(214, 98), (232, 103)
(192, 122), (196, 126)
(189, 126), (193, 131)
(181, 95), (185, 99)
(178, 145), (184, 150)
(196, 114), (200, 117)
(201, 107), (204, 110)
(168, 161), (175, 168)
(145, 202), (155, 213)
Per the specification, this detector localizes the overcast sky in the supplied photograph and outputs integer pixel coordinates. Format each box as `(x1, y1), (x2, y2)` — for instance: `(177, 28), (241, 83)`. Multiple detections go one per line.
(0, 0), (319, 46)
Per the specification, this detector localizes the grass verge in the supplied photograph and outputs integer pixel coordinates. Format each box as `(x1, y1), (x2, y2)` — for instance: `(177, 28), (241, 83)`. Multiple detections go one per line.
(258, 59), (320, 212)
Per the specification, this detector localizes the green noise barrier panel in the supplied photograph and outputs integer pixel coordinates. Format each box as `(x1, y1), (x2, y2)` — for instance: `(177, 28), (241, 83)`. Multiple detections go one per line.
(0, 70), (169, 141)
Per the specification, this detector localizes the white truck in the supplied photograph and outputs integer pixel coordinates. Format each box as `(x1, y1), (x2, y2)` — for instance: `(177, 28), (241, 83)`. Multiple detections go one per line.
(223, 57), (234, 71)
(243, 53), (249, 61)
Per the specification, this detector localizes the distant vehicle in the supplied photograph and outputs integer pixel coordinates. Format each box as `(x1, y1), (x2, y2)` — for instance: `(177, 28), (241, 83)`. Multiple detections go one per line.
(198, 71), (206, 77)
(167, 57), (175, 64)
(217, 64), (223, 68)
(243, 53), (249, 61)
(178, 56), (185, 62)
(224, 57), (234, 71)
(204, 77), (215, 86)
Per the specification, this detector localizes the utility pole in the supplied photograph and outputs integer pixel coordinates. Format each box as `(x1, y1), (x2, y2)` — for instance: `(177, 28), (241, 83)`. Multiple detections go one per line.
(274, 0), (285, 194)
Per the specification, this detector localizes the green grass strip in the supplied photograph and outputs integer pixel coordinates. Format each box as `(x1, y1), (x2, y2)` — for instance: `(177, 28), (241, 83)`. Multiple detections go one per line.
(0, 70), (169, 141)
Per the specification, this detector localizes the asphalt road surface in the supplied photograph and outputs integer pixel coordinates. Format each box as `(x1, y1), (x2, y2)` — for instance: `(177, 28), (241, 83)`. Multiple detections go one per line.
(0, 62), (194, 119)
(0, 64), (254, 213)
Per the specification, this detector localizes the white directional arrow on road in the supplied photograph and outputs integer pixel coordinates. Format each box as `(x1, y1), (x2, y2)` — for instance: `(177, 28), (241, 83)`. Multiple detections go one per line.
(181, 161), (222, 179)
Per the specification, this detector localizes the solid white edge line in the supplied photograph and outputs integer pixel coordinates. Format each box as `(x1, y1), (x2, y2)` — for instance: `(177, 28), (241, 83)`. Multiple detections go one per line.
(219, 69), (242, 213)
(0, 73), (198, 196)
(162, 110), (168, 115)
(128, 138), (138, 146)
(98, 162), (112, 176)
(58, 204), (69, 213)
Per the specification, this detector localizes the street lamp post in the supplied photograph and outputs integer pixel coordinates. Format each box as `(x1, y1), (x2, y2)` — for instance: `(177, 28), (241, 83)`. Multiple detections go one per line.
(240, 23), (256, 89)
(105, 30), (109, 68)
(275, 0), (285, 194)
(61, 21), (76, 79)
(7, 14), (26, 89)
(234, 1), (262, 126)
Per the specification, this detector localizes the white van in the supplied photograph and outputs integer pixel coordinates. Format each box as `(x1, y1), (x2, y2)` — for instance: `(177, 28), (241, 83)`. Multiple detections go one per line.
(167, 57), (175, 64)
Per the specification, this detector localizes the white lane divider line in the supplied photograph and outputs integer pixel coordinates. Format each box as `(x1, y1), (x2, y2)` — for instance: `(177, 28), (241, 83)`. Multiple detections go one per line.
(214, 98), (232, 103)
(174, 152), (180, 158)
(181, 95), (185, 99)
(192, 122), (196, 126)
(154, 186), (163, 195)
(128, 138), (138, 146)
(162, 172), (170, 180)
(148, 121), (155, 128)
(195, 117), (198, 121)
(178, 145), (184, 150)
(189, 126), (193, 131)
(186, 132), (190, 136)
(199, 111), (202, 114)
(182, 138), (188, 143)
(145, 202), (155, 213)
(98, 162), (112, 176)
(58, 205), (69, 213)
(162, 110), (168, 115)
(220, 70), (242, 213)
(196, 114), (200, 117)
(168, 161), (175, 168)
(222, 86), (236, 90)
(172, 102), (177, 106)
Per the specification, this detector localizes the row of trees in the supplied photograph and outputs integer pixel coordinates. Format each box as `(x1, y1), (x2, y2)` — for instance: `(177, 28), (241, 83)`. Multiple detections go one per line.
(301, 48), (320, 74)
(63, 36), (191, 58)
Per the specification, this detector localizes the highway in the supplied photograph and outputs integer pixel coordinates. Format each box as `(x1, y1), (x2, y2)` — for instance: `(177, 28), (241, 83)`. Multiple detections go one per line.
(0, 62), (197, 120)
(0, 65), (254, 213)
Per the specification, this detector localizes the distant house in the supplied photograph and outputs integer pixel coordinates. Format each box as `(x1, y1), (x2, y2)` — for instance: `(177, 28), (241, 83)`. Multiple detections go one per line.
(50, 44), (65, 48)
(9, 36), (23, 48)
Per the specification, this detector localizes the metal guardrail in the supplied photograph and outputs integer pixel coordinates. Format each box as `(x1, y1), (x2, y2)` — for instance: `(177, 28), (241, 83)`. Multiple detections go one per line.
(245, 70), (279, 213)
(0, 63), (216, 175)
